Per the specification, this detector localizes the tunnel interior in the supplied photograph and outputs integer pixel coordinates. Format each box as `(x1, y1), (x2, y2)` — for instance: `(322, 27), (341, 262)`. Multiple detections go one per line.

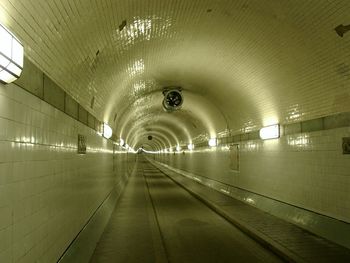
(5, 0), (350, 149)
(0, 0), (350, 262)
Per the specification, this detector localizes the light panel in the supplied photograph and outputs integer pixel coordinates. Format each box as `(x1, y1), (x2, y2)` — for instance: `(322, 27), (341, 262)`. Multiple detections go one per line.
(187, 143), (194, 150)
(0, 24), (23, 84)
(208, 138), (217, 147)
(103, 123), (113, 139)
(259, 124), (280, 140)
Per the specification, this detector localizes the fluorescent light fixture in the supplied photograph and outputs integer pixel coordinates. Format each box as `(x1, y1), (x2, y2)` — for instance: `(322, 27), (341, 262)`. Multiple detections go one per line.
(259, 124), (280, 140)
(187, 143), (194, 150)
(103, 123), (113, 139)
(0, 24), (23, 84)
(176, 145), (181, 152)
(208, 138), (217, 147)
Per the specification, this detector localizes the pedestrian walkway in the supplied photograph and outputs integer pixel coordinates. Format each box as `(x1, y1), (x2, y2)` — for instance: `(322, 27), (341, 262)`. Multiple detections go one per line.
(89, 158), (282, 263)
(150, 159), (350, 263)
(89, 162), (167, 263)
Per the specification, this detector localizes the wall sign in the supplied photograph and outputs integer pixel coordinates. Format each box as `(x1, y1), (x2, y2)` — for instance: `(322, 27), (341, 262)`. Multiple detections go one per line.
(342, 137), (350, 154)
(78, 134), (87, 154)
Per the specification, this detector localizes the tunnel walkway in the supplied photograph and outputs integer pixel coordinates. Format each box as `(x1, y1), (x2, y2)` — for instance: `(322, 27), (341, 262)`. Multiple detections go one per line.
(89, 158), (282, 263)
(150, 160), (350, 263)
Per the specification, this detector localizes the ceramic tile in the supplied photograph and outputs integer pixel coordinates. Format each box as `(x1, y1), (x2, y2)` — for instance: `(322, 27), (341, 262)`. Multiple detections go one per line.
(0, 84), (125, 262)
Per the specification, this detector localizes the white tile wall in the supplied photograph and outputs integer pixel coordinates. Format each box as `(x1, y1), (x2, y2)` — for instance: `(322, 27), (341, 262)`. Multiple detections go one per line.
(0, 83), (119, 263)
(157, 127), (350, 223)
(2, 0), (350, 144)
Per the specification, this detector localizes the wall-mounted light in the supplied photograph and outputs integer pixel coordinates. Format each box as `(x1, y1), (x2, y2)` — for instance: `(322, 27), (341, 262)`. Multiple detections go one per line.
(176, 145), (181, 152)
(119, 138), (125, 146)
(208, 138), (217, 147)
(0, 24), (24, 84)
(187, 143), (194, 150)
(259, 124), (280, 140)
(103, 123), (113, 139)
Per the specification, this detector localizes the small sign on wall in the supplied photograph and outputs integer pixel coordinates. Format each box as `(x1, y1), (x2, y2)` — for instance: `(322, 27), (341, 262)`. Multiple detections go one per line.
(229, 144), (240, 171)
(78, 134), (87, 154)
(343, 137), (350, 154)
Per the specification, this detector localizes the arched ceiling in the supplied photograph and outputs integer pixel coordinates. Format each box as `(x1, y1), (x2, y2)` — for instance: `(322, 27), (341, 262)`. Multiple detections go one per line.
(1, 0), (350, 150)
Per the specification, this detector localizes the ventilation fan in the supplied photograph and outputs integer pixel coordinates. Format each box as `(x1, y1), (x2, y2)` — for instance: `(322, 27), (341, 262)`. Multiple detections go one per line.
(162, 88), (183, 112)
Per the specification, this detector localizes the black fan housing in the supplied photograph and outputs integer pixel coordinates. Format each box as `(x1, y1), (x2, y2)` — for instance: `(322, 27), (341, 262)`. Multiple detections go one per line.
(162, 89), (183, 112)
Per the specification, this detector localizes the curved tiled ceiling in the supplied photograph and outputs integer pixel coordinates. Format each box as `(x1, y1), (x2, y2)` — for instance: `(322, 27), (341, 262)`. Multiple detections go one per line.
(1, 0), (349, 149)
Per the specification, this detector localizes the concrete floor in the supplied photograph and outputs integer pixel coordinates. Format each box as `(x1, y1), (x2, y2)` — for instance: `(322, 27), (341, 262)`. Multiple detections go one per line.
(89, 158), (282, 263)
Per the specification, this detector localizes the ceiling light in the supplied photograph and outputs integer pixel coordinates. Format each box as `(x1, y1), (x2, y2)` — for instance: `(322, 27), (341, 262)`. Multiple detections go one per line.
(208, 138), (217, 147)
(259, 124), (280, 140)
(0, 24), (23, 84)
(103, 123), (113, 139)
